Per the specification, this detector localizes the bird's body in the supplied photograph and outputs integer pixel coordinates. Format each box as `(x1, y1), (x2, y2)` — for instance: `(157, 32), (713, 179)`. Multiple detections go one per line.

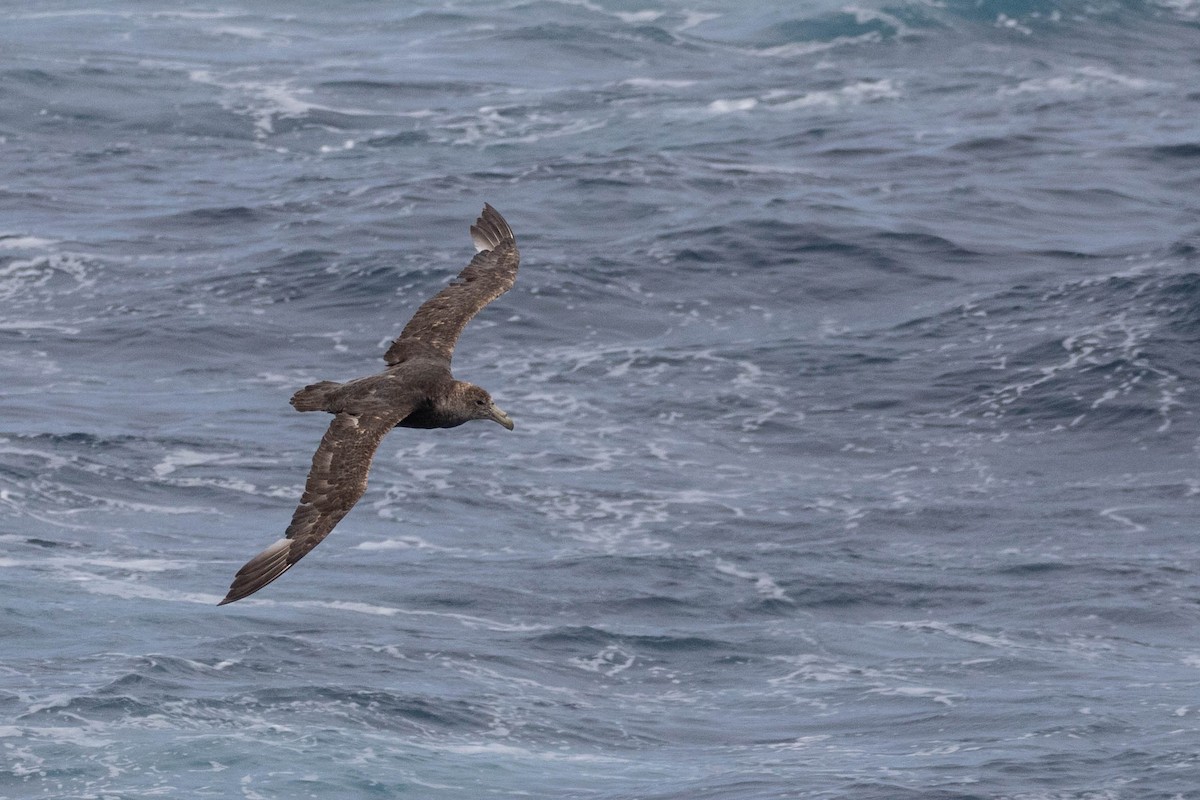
(219, 204), (519, 605)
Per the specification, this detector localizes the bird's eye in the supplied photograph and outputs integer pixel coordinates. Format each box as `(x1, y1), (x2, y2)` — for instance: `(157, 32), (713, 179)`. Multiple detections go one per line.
(476, 398), (487, 406)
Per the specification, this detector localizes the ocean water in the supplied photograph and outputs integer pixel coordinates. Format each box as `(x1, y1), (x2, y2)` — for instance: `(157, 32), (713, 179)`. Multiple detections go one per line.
(2, 1), (1200, 797)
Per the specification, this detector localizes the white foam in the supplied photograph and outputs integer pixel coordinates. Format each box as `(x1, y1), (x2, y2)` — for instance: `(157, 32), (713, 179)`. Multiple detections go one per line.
(845, 5), (913, 36)
(240, 775), (270, 800)
(765, 735), (832, 750)
(614, 10), (663, 23)
(10, 9), (122, 19)
(755, 31), (884, 58)
(154, 449), (291, 496)
(68, 572), (225, 605)
(20, 725), (114, 748)
(406, 467), (452, 490)
(994, 13), (1033, 35)
(277, 599), (549, 632)
(58, 496), (214, 516)
(5, 555), (191, 573)
(715, 559), (793, 602)
(452, 109), (607, 147)
(620, 77), (697, 89)
(767, 653), (888, 686)
(0, 319), (80, 334)
(0, 236), (57, 250)
(866, 685), (960, 706)
(708, 97), (758, 114)
(679, 11), (721, 30)
(1152, 0), (1200, 18)
(571, 644), (636, 676)
(0, 440), (71, 469)
(433, 741), (624, 762)
(253, 371), (308, 386)
(319, 139), (357, 153)
(876, 619), (1115, 660)
(188, 70), (374, 139)
(212, 25), (273, 40)
(149, 9), (236, 19)
(702, 160), (819, 177)
(707, 80), (899, 115)
(1000, 65), (1153, 97)
(0, 252), (94, 303)
(1099, 507), (1147, 533)
(876, 619), (1016, 650)
(4, 743), (45, 778)
(963, 298), (1176, 429)
(775, 79), (901, 109)
(541, 0), (668, 31)
(356, 535), (458, 553)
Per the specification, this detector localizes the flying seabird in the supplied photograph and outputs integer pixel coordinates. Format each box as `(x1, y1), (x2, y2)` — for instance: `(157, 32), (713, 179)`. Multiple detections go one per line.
(219, 204), (519, 605)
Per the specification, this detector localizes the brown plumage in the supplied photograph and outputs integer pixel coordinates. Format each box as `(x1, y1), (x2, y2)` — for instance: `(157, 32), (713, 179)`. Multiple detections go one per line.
(219, 204), (519, 605)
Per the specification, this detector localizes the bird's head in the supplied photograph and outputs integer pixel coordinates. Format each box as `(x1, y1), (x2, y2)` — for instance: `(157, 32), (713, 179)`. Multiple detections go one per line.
(457, 383), (514, 430)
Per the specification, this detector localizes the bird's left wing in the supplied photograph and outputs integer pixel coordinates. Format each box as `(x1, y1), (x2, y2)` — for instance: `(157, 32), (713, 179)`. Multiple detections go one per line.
(219, 406), (412, 605)
(384, 204), (519, 365)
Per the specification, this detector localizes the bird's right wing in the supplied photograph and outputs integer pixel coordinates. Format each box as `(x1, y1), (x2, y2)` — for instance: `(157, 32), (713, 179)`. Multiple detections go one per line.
(219, 406), (412, 605)
(384, 204), (519, 365)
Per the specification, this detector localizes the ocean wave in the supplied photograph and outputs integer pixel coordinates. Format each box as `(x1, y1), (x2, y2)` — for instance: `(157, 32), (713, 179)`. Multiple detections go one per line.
(877, 266), (1199, 432)
(0, 250), (97, 306)
(998, 64), (1161, 98)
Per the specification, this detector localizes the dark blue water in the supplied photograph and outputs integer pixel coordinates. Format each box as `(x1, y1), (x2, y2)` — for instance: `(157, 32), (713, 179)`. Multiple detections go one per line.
(3, 2), (1200, 797)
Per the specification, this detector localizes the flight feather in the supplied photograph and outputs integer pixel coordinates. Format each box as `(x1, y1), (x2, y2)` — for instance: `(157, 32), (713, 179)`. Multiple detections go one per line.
(384, 204), (519, 364)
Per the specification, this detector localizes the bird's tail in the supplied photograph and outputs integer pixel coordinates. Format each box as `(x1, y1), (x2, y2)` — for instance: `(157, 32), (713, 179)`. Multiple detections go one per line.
(290, 380), (342, 412)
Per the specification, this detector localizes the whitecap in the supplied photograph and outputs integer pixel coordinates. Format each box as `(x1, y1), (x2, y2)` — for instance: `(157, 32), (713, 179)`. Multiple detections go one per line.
(1000, 65), (1155, 97)
(0, 236), (58, 250)
(679, 11), (721, 30)
(66, 572), (224, 605)
(755, 31), (885, 58)
(767, 653), (891, 687)
(0, 252), (95, 303)
(153, 449), (290, 497)
(715, 559), (794, 602)
(16, 725), (115, 749)
(0, 440), (71, 469)
(1098, 507), (1147, 533)
(1151, 0), (1200, 19)
(994, 13), (1034, 35)
(614, 10), (663, 24)
(356, 535), (459, 553)
(774, 79), (901, 109)
(866, 685), (961, 706)
(432, 741), (625, 762)
(0, 319), (80, 334)
(620, 77), (697, 89)
(272, 599), (550, 632)
(187, 70), (376, 139)
(212, 25), (275, 41)
(8, 555), (191, 573)
(571, 644), (636, 676)
(708, 97), (758, 114)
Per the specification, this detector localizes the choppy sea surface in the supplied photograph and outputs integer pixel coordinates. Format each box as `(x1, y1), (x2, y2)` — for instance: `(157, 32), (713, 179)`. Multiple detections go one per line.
(3, 1), (1200, 797)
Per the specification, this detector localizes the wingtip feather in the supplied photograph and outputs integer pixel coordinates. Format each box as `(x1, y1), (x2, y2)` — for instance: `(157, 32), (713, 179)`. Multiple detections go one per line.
(470, 203), (515, 252)
(218, 537), (294, 605)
